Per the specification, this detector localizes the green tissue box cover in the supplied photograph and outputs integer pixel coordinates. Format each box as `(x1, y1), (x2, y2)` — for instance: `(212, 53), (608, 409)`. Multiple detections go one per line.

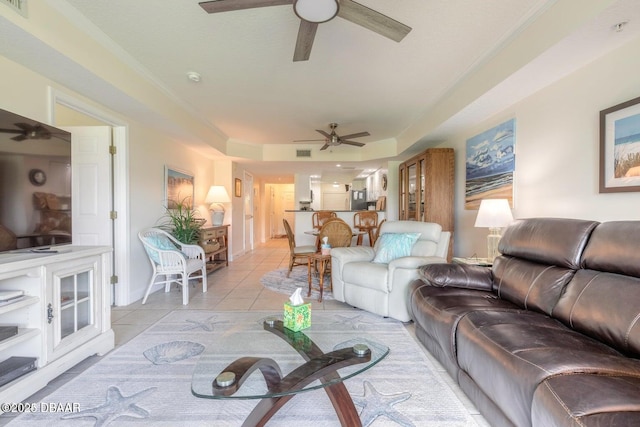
(283, 301), (311, 332)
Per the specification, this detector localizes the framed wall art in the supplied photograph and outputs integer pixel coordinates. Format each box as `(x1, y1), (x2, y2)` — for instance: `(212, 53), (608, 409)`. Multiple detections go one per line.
(165, 166), (194, 209)
(465, 118), (516, 209)
(599, 95), (640, 193)
(235, 178), (242, 197)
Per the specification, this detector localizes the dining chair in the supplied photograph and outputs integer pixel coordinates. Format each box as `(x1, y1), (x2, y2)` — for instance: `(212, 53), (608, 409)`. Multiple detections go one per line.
(311, 211), (337, 230)
(371, 219), (386, 246)
(283, 219), (316, 278)
(138, 228), (207, 305)
(353, 211), (378, 246)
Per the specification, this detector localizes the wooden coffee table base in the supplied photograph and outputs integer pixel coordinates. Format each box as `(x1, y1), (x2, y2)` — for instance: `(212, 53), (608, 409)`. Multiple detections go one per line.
(211, 320), (368, 427)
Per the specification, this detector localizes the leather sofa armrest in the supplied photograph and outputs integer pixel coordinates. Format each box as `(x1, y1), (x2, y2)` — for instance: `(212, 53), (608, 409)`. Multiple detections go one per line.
(419, 263), (493, 291)
(389, 256), (446, 270)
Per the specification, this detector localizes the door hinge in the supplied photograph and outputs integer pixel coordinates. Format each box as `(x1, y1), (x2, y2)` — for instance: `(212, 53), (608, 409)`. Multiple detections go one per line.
(110, 211), (118, 220)
(109, 145), (117, 155)
(110, 275), (118, 285)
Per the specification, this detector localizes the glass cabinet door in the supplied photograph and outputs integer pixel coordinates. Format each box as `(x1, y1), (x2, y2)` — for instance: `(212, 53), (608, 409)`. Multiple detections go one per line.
(47, 256), (101, 363)
(407, 162), (417, 220)
(399, 164), (406, 219)
(59, 270), (93, 340)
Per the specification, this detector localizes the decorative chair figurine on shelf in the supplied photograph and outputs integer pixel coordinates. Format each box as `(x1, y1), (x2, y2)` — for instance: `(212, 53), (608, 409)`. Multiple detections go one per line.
(353, 211), (379, 246)
(283, 219), (316, 278)
(138, 228), (207, 305)
(312, 211), (337, 230)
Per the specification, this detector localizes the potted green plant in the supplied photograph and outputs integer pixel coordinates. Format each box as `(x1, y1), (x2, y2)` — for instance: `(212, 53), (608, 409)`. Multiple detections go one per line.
(159, 197), (204, 244)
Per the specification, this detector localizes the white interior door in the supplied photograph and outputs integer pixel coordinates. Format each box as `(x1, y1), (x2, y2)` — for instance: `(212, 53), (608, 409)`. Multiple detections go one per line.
(68, 126), (112, 246)
(243, 172), (254, 252)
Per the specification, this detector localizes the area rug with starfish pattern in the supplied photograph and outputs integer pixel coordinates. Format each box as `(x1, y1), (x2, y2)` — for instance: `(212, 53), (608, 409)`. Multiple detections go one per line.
(260, 267), (334, 300)
(9, 310), (479, 426)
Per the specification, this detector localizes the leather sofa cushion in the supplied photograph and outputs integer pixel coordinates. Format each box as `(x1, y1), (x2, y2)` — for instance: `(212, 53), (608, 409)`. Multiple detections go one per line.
(582, 220), (640, 278)
(409, 281), (519, 374)
(418, 263), (493, 291)
(532, 374), (640, 427)
(492, 256), (576, 316)
(498, 218), (598, 269)
(554, 269), (640, 358)
(456, 310), (640, 427)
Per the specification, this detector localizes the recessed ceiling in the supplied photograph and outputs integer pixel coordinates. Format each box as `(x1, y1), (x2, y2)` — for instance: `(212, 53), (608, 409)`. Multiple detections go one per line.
(7, 1), (639, 181)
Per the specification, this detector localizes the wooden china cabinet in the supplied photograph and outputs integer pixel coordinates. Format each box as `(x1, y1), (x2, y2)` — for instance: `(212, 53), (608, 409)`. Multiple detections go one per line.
(398, 148), (454, 259)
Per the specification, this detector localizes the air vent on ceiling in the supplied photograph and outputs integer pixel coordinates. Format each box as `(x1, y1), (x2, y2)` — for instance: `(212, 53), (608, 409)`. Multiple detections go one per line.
(296, 149), (311, 158)
(1, 0), (28, 17)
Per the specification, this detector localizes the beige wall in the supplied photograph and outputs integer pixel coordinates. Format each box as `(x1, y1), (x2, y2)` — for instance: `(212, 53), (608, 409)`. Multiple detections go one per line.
(444, 35), (640, 258)
(0, 55), (224, 304)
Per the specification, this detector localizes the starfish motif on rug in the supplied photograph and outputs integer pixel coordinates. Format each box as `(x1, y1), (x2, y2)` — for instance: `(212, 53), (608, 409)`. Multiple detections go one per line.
(352, 380), (414, 427)
(61, 385), (157, 426)
(331, 314), (380, 330)
(182, 314), (228, 331)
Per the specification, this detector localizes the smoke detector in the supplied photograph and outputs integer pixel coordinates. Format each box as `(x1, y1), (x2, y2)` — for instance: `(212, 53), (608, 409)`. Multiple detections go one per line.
(187, 71), (201, 82)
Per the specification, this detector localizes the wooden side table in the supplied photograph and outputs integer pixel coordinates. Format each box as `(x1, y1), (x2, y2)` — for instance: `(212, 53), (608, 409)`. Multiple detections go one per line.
(307, 252), (332, 302)
(199, 225), (229, 273)
(452, 257), (492, 267)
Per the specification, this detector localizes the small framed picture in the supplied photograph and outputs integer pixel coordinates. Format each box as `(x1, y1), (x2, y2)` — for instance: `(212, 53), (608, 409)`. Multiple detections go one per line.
(600, 95), (640, 193)
(234, 178), (242, 197)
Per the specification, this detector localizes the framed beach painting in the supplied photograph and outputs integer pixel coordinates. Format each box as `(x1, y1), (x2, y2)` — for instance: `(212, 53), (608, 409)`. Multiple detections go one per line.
(165, 166), (195, 209)
(465, 118), (516, 209)
(600, 95), (640, 193)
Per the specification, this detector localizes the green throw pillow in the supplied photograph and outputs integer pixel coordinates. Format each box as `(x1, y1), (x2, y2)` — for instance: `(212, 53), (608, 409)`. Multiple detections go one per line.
(372, 232), (421, 264)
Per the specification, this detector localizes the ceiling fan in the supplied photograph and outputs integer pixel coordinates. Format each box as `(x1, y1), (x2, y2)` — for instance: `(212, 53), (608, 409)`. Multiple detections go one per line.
(199, 0), (411, 61)
(0, 123), (54, 142)
(295, 123), (369, 150)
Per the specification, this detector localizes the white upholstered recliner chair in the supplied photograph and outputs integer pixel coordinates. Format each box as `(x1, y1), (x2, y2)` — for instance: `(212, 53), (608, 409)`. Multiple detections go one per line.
(331, 221), (450, 322)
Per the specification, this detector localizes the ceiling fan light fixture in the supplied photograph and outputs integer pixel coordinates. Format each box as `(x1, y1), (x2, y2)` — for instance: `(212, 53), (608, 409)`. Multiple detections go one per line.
(293, 0), (339, 23)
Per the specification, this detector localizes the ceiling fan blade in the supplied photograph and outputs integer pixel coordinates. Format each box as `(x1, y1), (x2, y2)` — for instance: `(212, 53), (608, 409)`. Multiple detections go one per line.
(293, 20), (318, 62)
(339, 131), (370, 140)
(293, 139), (325, 142)
(199, 0), (292, 13)
(0, 128), (22, 134)
(315, 129), (331, 139)
(11, 134), (27, 142)
(337, 0), (411, 42)
(340, 140), (366, 147)
(320, 143), (330, 151)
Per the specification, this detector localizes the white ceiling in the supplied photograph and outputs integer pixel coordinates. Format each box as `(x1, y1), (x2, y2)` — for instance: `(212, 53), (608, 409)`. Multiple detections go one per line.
(3, 0), (640, 182)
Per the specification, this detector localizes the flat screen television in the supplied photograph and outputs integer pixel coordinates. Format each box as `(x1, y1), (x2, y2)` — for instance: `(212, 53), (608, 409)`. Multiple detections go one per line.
(0, 108), (72, 252)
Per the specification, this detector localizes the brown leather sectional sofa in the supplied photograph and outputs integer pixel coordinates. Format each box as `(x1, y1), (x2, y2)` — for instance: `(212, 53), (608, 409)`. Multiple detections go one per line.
(409, 218), (640, 427)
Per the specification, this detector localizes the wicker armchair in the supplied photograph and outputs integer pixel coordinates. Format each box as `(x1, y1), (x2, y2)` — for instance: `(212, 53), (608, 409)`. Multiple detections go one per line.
(284, 219), (316, 278)
(353, 211), (379, 246)
(138, 228), (207, 305)
(318, 218), (353, 249)
(312, 211), (337, 230)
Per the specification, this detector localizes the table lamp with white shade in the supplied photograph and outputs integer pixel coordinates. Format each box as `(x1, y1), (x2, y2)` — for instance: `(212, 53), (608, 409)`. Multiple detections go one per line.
(205, 186), (230, 226)
(474, 199), (514, 262)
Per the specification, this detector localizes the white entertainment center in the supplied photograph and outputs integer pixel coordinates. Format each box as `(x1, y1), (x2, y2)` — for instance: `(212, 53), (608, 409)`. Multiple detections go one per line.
(0, 246), (114, 406)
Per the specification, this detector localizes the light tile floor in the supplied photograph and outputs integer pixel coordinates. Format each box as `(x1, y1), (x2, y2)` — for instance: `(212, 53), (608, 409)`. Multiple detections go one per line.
(1, 238), (489, 426)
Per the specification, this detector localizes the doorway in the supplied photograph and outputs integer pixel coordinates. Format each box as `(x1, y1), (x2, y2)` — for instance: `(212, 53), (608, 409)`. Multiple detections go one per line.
(243, 171), (254, 252)
(51, 88), (129, 306)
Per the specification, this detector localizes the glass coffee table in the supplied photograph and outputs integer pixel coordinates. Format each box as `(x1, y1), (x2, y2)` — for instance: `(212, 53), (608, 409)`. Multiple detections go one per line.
(191, 316), (389, 427)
